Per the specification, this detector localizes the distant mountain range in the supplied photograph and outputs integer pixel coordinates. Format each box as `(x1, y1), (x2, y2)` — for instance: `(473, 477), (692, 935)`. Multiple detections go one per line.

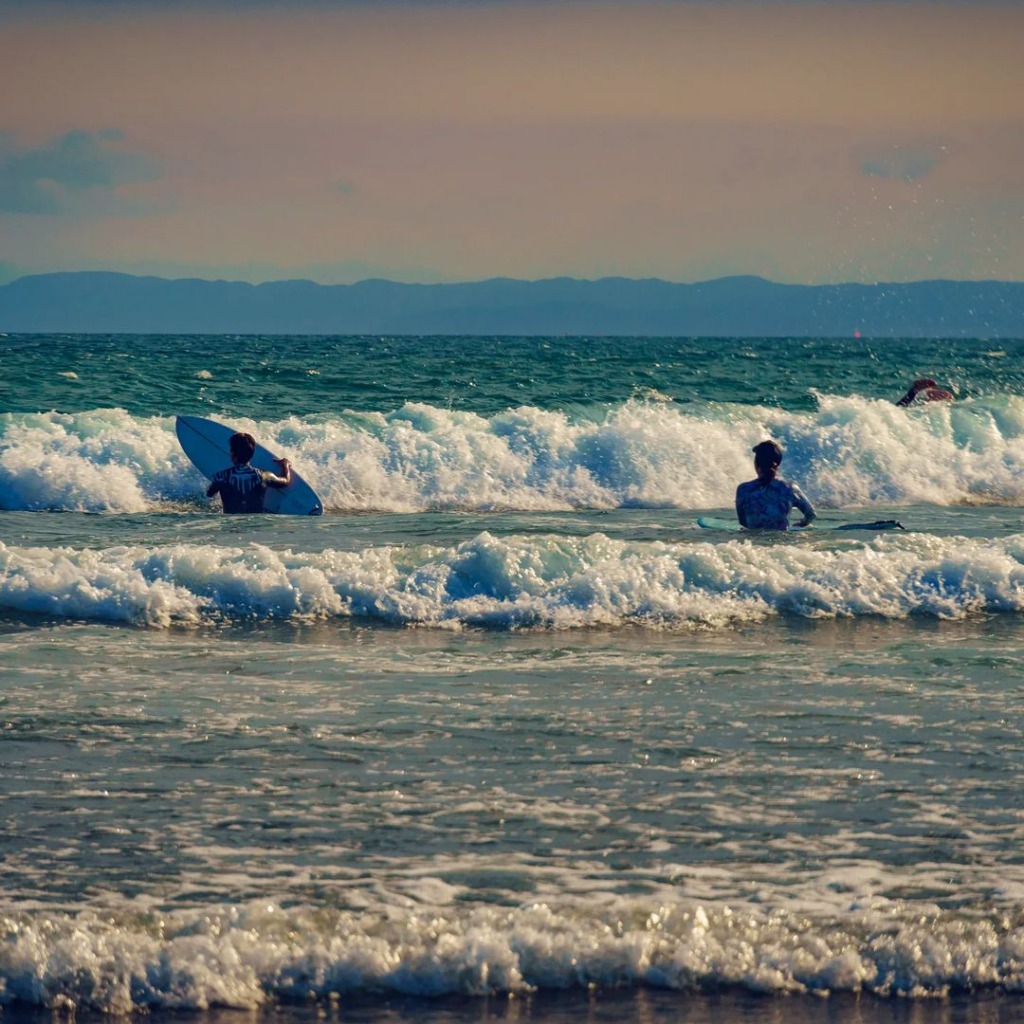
(1, 271), (1021, 336)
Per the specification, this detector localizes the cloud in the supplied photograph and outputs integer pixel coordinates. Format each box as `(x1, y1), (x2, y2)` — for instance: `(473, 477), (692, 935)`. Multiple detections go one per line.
(860, 143), (946, 182)
(333, 181), (356, 195)
(0, 129), (160, 215)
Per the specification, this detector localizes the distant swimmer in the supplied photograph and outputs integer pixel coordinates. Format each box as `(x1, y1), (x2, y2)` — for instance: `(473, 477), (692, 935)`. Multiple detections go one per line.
(207, 431), (292, 514)
(735, 440), (816, 531)
(896, 378), (954, 406)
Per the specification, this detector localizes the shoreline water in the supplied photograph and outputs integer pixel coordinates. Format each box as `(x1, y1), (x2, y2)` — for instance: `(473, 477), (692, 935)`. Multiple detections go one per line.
(3, 990), (1024, 1024)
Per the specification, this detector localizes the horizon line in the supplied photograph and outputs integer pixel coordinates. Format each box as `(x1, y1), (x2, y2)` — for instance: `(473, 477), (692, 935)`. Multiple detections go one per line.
(5, 270), (1024, 289)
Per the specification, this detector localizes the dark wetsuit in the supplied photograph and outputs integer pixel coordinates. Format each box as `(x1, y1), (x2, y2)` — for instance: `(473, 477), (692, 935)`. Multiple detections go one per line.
(208, 464), (287, 514)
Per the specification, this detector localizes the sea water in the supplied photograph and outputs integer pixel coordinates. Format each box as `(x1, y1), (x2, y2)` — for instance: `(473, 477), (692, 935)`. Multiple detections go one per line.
(1, 335), (1023, 1022)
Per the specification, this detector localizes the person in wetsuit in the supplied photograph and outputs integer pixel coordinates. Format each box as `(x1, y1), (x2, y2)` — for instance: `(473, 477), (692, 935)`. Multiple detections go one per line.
(896, 378), (954, 406)
(735, 439), (816, 531)
(207, 431), (292, 513)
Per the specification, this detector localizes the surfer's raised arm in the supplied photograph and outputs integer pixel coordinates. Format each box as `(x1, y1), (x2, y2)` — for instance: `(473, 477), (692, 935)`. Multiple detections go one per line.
(264, 457), (292, 489)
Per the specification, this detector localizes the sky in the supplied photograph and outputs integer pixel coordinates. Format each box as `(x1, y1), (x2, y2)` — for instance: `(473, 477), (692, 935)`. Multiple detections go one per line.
(0, 0), (1022, 285)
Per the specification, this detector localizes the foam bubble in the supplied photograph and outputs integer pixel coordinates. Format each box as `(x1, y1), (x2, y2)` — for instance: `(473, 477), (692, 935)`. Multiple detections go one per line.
(1, 532), (1022, 628)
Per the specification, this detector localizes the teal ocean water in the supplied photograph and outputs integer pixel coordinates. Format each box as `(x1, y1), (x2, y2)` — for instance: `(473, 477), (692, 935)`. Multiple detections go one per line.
(2, 334), (1024, 1022)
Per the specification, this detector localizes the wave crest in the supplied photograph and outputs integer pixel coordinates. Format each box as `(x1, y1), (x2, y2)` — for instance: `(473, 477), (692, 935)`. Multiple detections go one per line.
(2, 395), (1024, 513)
(2, 532), (1023, 628)
(1, 899), (1023, 1011)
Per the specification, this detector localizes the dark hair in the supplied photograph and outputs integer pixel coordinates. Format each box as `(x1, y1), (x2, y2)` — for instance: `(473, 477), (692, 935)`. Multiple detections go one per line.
(752, 439), (783, 474)
(229, 432), (257, 464)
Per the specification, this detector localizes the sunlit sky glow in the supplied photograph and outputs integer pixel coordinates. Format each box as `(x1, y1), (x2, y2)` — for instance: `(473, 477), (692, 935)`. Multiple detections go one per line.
(1, 1), (1021, 284)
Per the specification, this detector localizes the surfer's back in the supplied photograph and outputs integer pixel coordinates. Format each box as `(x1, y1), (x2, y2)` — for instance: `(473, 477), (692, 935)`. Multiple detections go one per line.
(205, 430), (291, 513)
(735, 477), (803, 530)
(209, 464), (271, 514)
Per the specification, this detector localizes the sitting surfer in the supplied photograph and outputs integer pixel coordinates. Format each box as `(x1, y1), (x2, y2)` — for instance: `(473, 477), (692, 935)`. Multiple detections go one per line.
(736, 440), (816, 531)
(896, 378), (954, 406)
(207, 431), (291, 513)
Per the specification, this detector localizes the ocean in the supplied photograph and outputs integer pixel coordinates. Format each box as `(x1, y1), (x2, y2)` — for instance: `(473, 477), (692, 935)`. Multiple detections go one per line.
(1, 334), (1023, 1022)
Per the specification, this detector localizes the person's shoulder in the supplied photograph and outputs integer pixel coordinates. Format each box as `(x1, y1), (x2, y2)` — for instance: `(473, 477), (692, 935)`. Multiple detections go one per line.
(736, 479), (756, 496)
(213, 467), (229, 481)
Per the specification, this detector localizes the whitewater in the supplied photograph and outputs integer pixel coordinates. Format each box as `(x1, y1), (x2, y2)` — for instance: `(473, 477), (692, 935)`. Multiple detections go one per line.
(3, 394), (1024, 514)
(2, 531), (1024, 628)
(2, 333), (1023, 1024)
(5, 899), (1024, 1011)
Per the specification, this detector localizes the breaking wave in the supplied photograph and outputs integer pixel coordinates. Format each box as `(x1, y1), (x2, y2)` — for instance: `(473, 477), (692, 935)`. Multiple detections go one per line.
(2, 394), (1024, 513)
(1, 531), (1022, 628)
(1, 898), (1023, 1011)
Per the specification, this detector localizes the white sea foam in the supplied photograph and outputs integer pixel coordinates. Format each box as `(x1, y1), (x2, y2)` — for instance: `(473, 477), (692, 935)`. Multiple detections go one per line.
(0, 898), (1022, 1011)
(2, 395), (1024, 512)
(1, 532), (1022, 628)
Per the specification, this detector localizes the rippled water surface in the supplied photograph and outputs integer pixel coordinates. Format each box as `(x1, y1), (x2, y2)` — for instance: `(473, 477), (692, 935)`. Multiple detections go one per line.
(1, 335), (1023, 1020)
(2, 334), (1022, 418)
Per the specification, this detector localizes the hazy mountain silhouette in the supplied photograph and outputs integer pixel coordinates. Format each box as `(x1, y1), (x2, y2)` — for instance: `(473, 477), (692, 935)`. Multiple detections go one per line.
(1, 271), (1021, 336)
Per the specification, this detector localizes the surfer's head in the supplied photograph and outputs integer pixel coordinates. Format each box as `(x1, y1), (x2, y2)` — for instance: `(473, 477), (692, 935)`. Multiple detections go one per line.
(229, 432), (257, 465)
(752, 439), (783, 482)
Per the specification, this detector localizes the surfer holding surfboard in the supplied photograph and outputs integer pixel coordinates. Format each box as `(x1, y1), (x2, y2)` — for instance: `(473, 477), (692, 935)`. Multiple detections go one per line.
(695, 439), (902, 533)
(175, 415), (324, 515)
(206, 431), (291, 514)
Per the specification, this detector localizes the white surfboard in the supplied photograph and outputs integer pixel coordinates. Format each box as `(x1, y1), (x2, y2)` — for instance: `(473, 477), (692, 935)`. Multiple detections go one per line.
(175, 415), (323, 516)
